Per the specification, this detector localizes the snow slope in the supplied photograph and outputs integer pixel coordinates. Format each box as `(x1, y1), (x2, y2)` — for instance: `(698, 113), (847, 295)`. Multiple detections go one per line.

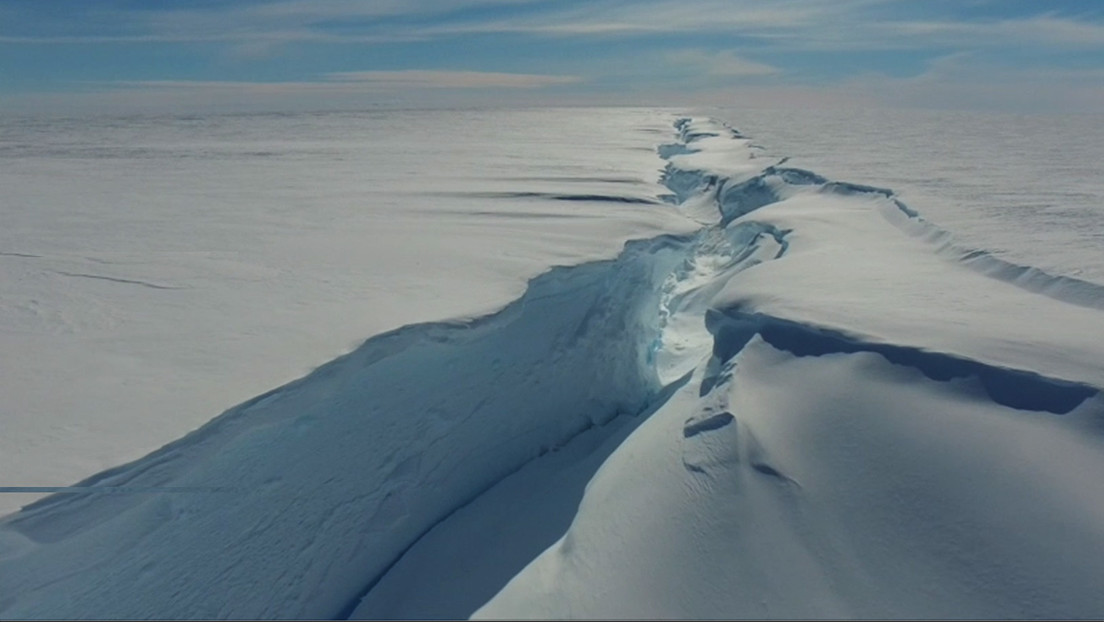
(715, 106), (1104, 286)
(3, 113), (1104, 619)
(477, 119), (1104, 619)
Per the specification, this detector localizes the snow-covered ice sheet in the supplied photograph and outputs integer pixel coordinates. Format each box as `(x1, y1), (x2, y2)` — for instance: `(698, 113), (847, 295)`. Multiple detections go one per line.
(3, 111), (1104, 620)
(478, 337), (1104, 619)
(476, 121), (1104, 619)
(0, 108), (695, 515)
(711, 105), (1104, 285)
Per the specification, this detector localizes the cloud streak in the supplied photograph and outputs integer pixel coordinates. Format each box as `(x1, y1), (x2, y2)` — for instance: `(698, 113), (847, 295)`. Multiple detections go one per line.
(664, 49), (780, 77)
(327, 70), (582, 88)
(3, 0), (1104, 114)
(5, 2), (1104, 54)
(885, 14), (1104, 49)
(0, 0), (881, 47)
(107, 70), (583, 95)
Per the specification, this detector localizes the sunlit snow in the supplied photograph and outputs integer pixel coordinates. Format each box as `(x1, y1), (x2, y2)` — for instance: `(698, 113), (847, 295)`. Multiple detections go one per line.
(2, 108), (1103, 619)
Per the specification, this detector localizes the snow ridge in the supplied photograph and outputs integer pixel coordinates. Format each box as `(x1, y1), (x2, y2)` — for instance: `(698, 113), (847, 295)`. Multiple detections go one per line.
(665, 116), (1104, 311)
(660, 117), (1099, 412)
(705, 309), (1095, 414)
(883, 202), (1104, 311)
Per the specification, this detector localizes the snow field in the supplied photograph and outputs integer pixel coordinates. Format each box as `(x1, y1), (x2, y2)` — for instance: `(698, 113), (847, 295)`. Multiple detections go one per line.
(2, 113), (1103, 619)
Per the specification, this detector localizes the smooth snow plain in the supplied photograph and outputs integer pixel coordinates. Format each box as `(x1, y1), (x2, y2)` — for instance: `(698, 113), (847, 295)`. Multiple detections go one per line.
(2, 108), (1103, 619)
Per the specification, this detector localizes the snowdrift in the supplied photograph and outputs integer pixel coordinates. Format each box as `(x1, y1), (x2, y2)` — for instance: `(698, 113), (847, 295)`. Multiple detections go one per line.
(3, 116), (1104, 620)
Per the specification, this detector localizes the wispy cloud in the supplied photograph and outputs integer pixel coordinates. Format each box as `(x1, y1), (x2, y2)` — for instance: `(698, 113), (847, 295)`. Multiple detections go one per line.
(3, 0), (1104, 114)
(108, 70), (582, 95)
(327, 70), (582, 88)
(0, 32), (419, 45)
(885, 14), (1104, 49)
(6, 1), (1104, 55)
(414, 0), (836, 38)
(0, 0), (538, 45)
(664, 49), (780, 77)
(0, 0), (859, 46)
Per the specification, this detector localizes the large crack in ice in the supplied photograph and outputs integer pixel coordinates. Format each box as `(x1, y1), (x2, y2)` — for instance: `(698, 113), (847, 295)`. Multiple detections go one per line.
(339, 124), (792, 619)
(667, 117), (1104, 312)
(0, 120), (707, 619)
(338, 373), (694, 619)
(3, 115), (1101, 620)
(2, 230), (703, 617)
(663, 116), (1101, 413)
(882, 199), (1104, 311)
(705, 308), (1097, 415)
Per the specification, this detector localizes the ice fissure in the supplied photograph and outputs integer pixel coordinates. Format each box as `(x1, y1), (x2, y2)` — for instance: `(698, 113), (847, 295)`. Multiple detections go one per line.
(3, 115), (1102, 620)
(705, 308), (1097, 414)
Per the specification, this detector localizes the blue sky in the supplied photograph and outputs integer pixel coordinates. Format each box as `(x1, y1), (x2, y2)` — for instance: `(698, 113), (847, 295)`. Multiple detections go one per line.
(3, 0), (1104, 114)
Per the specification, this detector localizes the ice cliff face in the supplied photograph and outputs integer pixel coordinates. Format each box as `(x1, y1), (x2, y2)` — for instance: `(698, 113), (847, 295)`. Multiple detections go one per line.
(3, 116), (1104, 620)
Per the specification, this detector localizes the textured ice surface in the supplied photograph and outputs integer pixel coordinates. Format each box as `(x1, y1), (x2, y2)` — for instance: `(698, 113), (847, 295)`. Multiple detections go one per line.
(3, 109), (1104, 619)
(711, 105), (1104, 285)
(0, 108), (695, 515)
(476, 118), (1104, 620)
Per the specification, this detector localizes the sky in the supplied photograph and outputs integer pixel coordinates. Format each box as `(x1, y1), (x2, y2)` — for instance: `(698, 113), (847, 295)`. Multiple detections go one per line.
(2, 0), (1104, 115)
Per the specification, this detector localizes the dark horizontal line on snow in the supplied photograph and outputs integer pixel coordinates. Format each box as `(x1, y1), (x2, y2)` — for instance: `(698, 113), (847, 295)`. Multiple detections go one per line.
(0, 486), (237, 494)
(54, 271), (185, 290)
(426, 191), (661, 205)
